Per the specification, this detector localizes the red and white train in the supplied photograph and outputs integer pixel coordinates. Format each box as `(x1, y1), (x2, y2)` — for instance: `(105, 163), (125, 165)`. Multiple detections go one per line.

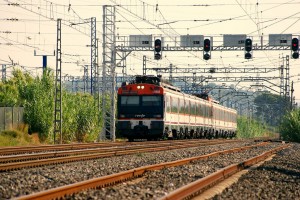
(117, 75), (237, 141)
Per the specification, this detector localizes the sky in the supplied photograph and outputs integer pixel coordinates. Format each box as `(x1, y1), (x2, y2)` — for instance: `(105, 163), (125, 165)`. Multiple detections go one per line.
(1, 0), (300, 104)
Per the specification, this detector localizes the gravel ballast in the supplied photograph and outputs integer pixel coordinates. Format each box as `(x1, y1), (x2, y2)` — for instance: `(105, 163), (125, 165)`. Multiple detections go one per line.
(211, 143), (300, 200)
(0, 141), (295, 199)
(69, 143), (286, 199)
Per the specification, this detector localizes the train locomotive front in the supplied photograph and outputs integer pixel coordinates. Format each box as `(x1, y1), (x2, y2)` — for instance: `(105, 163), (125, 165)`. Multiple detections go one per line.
(117, 76), (164, 141)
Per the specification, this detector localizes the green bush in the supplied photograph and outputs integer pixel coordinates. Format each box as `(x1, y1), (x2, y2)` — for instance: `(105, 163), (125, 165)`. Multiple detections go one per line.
(279, 108), (300, 142)
(23, 70), (54, 141)
(62, 92), (101, 142)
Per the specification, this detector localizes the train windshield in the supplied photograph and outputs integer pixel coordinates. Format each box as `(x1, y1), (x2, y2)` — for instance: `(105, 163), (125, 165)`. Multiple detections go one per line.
(118, 95), (163, 118)
(121, 96), (139, 106)
(120, 95), (162, 106)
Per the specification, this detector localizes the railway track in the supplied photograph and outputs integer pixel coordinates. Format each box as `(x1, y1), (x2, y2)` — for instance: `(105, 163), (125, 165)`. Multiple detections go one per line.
(0, 142), (125, 155)
(15, 142), (289, 200)
(0, 139), (237, 171)
(0, 139), (239, 156)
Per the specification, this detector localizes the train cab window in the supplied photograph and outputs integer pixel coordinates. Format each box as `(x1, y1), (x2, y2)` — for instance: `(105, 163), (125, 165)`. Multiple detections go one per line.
(142, 96), (161, 106)
(120, 96), (139, 106)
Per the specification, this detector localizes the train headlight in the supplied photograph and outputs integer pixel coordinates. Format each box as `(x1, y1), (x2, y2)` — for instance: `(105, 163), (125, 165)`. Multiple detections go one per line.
(137, 86), (141, 89)
(141, 86), (145, 89)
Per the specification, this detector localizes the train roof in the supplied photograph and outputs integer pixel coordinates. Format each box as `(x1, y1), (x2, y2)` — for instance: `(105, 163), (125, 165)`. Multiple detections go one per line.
(122, 75), (221, 104)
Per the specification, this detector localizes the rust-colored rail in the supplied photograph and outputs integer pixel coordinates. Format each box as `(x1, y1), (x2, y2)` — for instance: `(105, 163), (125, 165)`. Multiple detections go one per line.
(16, 142), (272, 200)
(160, 144), (290, 200)
(0, 139), (228, 156)
(0, 140), (237, 171)
(0, 142), (128, 155)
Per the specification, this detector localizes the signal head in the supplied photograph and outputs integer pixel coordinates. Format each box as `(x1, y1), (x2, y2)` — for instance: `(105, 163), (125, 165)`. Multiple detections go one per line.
(291, 38), (299, 52)
(245, 38), (252, 52)
(203, 39), (211, 52)
(154, 39), (162, 52)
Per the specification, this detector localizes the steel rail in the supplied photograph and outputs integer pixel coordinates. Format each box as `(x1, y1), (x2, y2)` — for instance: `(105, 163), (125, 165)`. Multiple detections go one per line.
(0, 139), (234, 164)
(16, 142), (271, 200)
(160, 144), (290, 200)
(0, 140), (238, 171)
(0, 139), (229, 155)
(0, 142), (125, 155)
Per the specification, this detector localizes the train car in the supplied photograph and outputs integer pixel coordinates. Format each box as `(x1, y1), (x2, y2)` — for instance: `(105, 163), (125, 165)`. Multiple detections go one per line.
(117, 75), (237, 141)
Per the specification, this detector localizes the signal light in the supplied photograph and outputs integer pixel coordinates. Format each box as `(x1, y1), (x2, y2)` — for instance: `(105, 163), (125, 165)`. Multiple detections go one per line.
(203, 53), (210, 60)
(292, 52), (299, 59)
(244, 38), (252, 59)
(291, 38), (299, 59)
(203, 39), (211, 52)
(291, 38), (299, 51)
(154, 53), (161, 60)
(154, 39), (162, 60)
(203, 38), (211, 60)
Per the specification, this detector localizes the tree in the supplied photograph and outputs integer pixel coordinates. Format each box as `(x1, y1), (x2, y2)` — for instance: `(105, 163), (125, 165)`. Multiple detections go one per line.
(254, 93), (290, 127)
(0, 68), (33, 106)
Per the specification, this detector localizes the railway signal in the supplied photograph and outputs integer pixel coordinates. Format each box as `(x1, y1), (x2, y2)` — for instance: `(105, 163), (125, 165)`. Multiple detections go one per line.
(244, 38), (252, 59)
(291, 38), (299, 59)
(203, 39), (211, 60)
(154, 39), (162, 60)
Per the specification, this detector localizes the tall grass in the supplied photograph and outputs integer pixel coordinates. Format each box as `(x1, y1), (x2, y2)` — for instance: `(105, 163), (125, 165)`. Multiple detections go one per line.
(237, 116), (269, 138)
(0, 129), (40, 146)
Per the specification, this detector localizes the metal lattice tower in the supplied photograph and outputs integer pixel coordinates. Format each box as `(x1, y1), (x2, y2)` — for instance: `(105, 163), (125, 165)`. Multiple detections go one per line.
(1, 65), (6, 82)
(285, 55), (290, 98)
(142, 55), (146, 75)
(102, 5), (116, 141)
(83, 65), (88, 93)
(280, 64), (284, 97)
(54, 19), (62, 144)
(169, 64), (173, 84)
(90, 17), (97, 94)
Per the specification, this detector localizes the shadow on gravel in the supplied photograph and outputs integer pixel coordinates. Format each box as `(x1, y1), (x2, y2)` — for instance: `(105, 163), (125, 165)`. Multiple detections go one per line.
(257, 165), (300, 180)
